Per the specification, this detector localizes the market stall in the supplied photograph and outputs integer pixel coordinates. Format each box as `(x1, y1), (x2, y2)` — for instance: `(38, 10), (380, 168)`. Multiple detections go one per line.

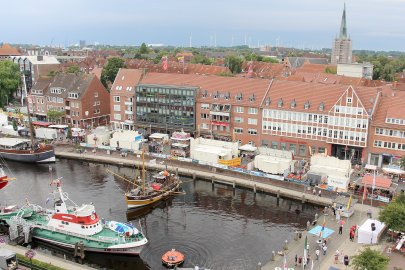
(355, 175), (397, 203)
(333, 196), (358, 218)
(357, 219), (385, 244)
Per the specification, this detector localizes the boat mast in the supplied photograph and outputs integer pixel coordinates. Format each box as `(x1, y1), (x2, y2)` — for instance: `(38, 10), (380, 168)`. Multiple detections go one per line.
(22, 73), (36, 149)
(141, 150), (145, 195)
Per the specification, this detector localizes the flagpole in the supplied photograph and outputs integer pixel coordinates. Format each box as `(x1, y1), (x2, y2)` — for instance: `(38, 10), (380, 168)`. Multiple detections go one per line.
(371, 170), (375, 208)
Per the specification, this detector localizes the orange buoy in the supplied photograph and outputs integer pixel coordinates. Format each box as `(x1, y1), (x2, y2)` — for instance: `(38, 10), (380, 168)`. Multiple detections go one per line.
(162, 248), (185, 268)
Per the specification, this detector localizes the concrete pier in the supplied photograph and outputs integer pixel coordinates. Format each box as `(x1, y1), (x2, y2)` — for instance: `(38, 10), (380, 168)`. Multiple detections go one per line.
(5, 244), (95, 270)
(55, 147), (333, 206)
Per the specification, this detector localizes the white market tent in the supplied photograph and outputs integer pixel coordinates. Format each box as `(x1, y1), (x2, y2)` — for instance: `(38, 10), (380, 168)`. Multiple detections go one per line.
(254, 148), (293, 175)
(382, 166), (405, 176)
(87, 126), (112, 146)
(239, 144), (257, 152)
(309, 154), (351, 191)
(357, 219), (385, 244)
(190, 137), (239, 164)
(365, 164), (377, 171)
(110, 130), (144, 151)
(48, 124), (68, 129)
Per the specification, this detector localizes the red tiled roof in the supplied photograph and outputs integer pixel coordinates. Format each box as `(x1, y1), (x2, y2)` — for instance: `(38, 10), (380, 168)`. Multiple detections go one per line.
(139, 72), (272, 107)
(90, 67), (103, 79)
(361, 175), (391, 189)
(262, 80), (378, 113)
(239, 61), (289, 79)
(0, 44), (21, 56)
(371, 85), (405, 128)
(111, 68), (144, 91)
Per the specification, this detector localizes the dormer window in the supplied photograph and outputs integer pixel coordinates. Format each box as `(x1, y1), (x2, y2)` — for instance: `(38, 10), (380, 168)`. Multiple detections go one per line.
(290, 99), (296, 108)
(224, 92), (230, 100)
(304, 101), (310, 110)
(319, 102), (325, 111)
(212, 91), (219, 99)
(68, 93), (79, 99)
(50, 88), (63, 94)
(202, 90), (208, 98)
(236, 93), (243, 101)
(265, 97), (271, 106)
(249, 94), (256, 102)
(347, 97), (352, 104)
(278, 98), (283, 108)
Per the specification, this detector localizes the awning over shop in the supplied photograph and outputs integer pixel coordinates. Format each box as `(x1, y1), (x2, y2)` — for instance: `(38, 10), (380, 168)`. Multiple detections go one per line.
(32, 121), (51, 127)
(239, 144), (257, 151)
(382, 167), (405, 175)
(365, 164), (377, 171)
(361, 175), (392, 189)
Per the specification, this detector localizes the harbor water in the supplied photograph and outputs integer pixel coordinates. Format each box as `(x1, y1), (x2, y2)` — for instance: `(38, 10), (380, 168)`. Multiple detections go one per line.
(1, 158), (319, 270)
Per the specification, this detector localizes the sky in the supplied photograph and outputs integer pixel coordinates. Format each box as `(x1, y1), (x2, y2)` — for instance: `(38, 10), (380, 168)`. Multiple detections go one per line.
(2, 0), (405, 52)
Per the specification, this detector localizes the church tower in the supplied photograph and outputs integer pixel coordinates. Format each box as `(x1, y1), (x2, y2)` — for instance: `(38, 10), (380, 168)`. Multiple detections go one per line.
(331, 4), (352, 64)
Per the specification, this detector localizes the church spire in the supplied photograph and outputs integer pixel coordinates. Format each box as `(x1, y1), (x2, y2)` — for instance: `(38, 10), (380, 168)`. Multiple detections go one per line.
(339, 3), (348, 39)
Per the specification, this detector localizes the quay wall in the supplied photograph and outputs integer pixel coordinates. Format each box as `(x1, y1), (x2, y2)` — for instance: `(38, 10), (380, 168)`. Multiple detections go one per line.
(55, 148), (333, 207)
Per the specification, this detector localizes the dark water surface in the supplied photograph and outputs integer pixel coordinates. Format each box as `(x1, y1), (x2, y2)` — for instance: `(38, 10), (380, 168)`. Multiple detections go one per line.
(1, 159), (318, 270)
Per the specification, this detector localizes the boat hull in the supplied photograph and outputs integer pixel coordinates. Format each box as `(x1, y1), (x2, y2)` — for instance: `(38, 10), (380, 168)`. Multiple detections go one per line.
(0, 180), (8, 190)
(0, 146), (55, 163)
(125, 182), (181, 209)
(33, 228), (147, 255)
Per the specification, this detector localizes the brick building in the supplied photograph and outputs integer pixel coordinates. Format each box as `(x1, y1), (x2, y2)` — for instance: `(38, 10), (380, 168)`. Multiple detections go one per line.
(30, 73), (110, 127)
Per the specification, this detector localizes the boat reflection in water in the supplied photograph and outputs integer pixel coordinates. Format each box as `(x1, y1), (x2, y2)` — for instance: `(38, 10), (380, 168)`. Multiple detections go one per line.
(126, 199), (173, 221)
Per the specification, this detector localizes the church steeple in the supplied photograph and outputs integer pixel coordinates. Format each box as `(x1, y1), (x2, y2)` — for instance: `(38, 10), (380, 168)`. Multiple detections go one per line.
(339, 3), (348, 39)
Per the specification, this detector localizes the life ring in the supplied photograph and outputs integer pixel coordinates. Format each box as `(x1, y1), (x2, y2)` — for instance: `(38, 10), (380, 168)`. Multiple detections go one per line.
(90, 214), (96, 220)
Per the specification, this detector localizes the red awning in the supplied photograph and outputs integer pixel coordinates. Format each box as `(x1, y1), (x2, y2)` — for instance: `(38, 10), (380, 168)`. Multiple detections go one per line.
(361, 175), (392, 189)
(32, 121), (51, 127)
(211, 121), (230, 126)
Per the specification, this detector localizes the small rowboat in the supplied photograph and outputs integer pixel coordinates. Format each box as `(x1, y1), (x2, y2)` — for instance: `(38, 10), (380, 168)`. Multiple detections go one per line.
(162, 248), (185, 268)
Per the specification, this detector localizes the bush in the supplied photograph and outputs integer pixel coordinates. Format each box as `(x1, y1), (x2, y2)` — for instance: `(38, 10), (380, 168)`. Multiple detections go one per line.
(16, 253), (66, 270)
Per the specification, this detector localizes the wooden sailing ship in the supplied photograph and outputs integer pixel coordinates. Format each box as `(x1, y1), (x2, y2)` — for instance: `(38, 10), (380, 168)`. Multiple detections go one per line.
(124, 152), (182, 209)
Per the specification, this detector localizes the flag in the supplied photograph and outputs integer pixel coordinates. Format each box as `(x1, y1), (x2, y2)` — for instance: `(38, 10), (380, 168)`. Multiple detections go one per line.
(162, 56), (168, 71)
(372, 170), (376, 190)
(303, 236), (308, 266)
(319, 216), (326, 238)
(177, 56), (184, 63)
(346, 194), (352, 211)
(362, 186), (367, 203)
(247, 61), (253, 77)
(283, 253), (287, 270)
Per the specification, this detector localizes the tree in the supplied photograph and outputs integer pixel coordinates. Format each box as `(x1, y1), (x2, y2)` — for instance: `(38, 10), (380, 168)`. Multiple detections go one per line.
(66, 125), (72, 140)
(139, 43), (149, 54)
(47, 109), (64, 123)
(325, 66), (337, 74)
(379, 193), (405, 232)
(100, 57), (126, 89)
(351, 247), (389, 270)
(12, 118), (18, 131)
(0, 61), (20, 107)
(225, 55), (243, 74)
(66, 65), (81, 74)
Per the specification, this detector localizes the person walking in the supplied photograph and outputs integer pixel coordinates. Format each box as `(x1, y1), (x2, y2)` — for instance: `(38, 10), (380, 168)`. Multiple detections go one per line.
(318, 190), (322, 197)
(295, 254), (298, 266)
(313, 188), (316, 195)
(323, 245), (327, 255)
(315, 248), (320, 260)
(339, 223), (343, 235)
(334, 250), (340, 264)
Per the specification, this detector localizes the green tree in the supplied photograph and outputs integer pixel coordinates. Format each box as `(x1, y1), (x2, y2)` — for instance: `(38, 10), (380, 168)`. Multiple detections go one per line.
(190, 54), (213, 65)
(12, 118), (18, 131)
(100, 57), (126, 89)
(379, 193), (405, 232)
(66, 65), (81, 74)
(225, 55), (243, 74)
(0, 61), (20, 107)
(47, 109), (64, 123)
(139, 43), (149, 54)
(66, 125), (72, 140)
(351, 247), (389, 270)
(325, 66), (337, 74)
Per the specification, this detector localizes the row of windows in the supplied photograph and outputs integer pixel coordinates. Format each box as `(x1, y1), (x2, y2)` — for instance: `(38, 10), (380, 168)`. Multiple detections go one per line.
(46, 96), (64, 103)
(375, 128), (405, 138)
(263, 122), (328, 137)
(261, 141), (326, 156)
(50, 88), (63, 94)
(68, 93), (79, 99)
(137, 87), (195, 97)
(329, 116), (368, 129)
(334, 105), (364, 115)
(385, 118), (405, 125)
(374, 140), (405, 151)
(263, 109), (329, 124)
(115, 85), (133, 91)
(233, 128), (257, 135)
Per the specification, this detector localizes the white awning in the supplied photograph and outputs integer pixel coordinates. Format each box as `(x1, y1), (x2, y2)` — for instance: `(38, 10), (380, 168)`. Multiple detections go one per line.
(239, 144), (257, 151)
(365, 164), (377, 171)
(49, 125), (68, 129)
(383, 167), (405, 175)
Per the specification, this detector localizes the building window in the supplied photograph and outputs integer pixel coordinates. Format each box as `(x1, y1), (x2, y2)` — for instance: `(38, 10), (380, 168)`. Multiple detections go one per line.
(234, 117), (244, 123)
(201, 123), (209, 129)
(114, 114), (121, 120)
(234, 127), (243, 134)
(248, 108), (258, 114)
(248, 118), (257, 125)
(280, 142), (287, 150)
(201, 113), (209, 119)
(271, 141), (278, 149)
(234, 106), (244, 113)
(318, 147), (325, 154)
(248, 129), (257, 135)
(289, 144), (296, 155)
(114, 96), (120, 102)
(261, 140), (269, 146)
(201, 103), (209, 110)
(299, 145), (306, 156)
(114, 105), (121, 111)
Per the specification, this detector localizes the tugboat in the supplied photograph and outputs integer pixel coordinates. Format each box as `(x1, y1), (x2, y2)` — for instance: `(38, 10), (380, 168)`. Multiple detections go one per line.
(162, 248), (185, 268)
(3, 179), (148, 255)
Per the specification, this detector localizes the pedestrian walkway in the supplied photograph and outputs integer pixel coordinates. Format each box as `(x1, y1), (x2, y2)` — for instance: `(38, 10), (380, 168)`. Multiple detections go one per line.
(4, 244), (95, 270)
(262, 204), (380, 270)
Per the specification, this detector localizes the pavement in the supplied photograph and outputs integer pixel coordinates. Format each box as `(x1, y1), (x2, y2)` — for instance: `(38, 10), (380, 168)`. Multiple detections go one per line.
(4, 243), (95, 270)
(262, 204), (385, 270)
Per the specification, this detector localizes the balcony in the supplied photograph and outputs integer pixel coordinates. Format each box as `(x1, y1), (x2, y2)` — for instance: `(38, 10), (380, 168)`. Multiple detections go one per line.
(125, 101), (133, 106)
(125, 110), (133, 115)
(65, 106), (70, 110)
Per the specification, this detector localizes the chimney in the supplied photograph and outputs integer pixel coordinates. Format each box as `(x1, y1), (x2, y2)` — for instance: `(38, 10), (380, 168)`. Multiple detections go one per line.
(37, 55), (43, 61)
